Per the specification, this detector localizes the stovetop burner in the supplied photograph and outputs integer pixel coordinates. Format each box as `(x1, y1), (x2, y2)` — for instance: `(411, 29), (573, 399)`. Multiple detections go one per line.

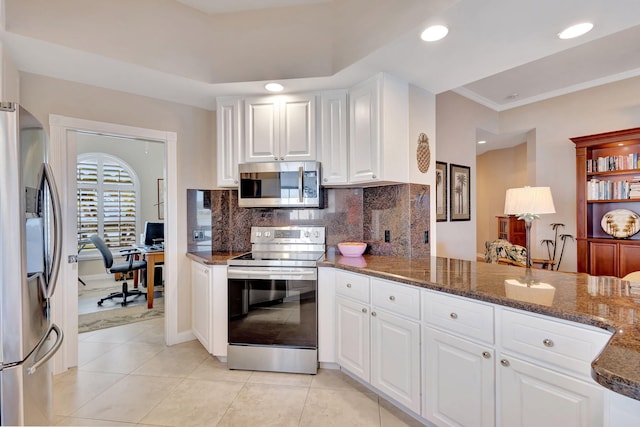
(227, 226), (326, 268)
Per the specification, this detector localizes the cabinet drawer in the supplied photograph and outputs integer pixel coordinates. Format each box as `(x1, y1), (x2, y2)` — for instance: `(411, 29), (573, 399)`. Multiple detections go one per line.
(500, 309), (611, 376)
(422, 290), (494, 344)
(335, 270), (370, 303)
(371, 278), (420, 320)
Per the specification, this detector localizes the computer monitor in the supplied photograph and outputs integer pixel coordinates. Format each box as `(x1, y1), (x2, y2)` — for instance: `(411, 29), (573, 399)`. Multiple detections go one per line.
(144, 221), (164, 246)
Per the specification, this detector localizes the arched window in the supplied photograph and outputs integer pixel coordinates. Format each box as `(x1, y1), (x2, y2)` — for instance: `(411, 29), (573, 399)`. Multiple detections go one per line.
(77, 153), (140, 248)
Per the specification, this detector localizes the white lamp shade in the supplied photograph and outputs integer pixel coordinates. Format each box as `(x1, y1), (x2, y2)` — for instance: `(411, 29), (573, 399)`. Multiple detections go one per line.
(504, 186), (556, 215)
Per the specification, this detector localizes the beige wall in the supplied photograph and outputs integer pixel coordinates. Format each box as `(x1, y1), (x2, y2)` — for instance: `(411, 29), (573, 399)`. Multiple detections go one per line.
(1, 41), (19, 102)
(19, 71), (215, 333)
(436, 91), (498, 260)
(476, 142), (527, 256)
(438, 75), (640, 271)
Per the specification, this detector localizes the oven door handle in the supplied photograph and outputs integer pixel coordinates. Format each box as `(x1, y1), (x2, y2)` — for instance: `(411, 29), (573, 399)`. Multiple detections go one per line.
(228, 268), (316, 278)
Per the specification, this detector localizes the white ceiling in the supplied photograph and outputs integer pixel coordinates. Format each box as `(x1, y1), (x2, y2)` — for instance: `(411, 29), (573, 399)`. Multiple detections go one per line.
(2, 0), (640, 153)
(176, 0), (332, 14)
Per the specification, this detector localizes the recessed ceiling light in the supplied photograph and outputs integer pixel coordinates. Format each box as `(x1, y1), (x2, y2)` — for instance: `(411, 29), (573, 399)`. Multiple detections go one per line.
(265, 83), (284, 92)
(506, 93), (519, 100)
(477, 140), (487, 145)
(558, 22), (593, 40)
(420, 25), (449, 42)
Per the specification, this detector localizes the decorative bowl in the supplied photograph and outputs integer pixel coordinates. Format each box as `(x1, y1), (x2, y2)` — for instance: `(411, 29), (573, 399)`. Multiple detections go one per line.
(337, 242), (367, 257)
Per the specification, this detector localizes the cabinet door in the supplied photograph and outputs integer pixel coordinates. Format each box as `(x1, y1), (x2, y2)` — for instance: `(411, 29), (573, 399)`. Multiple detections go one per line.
(280, 94), (316, 161)
(423, 327), (495, 427)
(499, 355), (603, 427)
(336, 296), (370, 381)
(216, 98), (242, 187)
(191, 261), (211, 352)
(211, 265), (228, 357)
(371, 310), (421, 413)
(349, 77), (380, 183)
(619, 243), (640, 277)
(318, 267), (336, 364)
(589, 242), (618, 277)
(319, 90), (348, 185)
(244, 97), (279, 162)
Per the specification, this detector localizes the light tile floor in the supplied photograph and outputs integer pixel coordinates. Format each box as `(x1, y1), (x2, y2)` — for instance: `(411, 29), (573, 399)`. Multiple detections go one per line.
(54, 318), (426, 426)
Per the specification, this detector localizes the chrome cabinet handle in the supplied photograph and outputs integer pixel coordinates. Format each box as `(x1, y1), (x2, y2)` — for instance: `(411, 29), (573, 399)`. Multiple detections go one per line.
(450, 312), (458, 319)
(389, 295), (396, 301)
(500, 359), (510, 367)
(274, 157), (278, 160)
(543, 339), (554, 347)
(324, 178), (328, 182)
(362, 308), (367, 314)
(482, 351), (491, 359)
(298, 166), (304, 202)
(346, 283), (352, 288)
(371, 311), (377, 317)
(372, 174), (377, 179)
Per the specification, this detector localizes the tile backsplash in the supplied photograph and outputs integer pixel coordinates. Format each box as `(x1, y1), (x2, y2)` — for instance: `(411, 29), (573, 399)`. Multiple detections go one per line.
(187, 183), (430, 258)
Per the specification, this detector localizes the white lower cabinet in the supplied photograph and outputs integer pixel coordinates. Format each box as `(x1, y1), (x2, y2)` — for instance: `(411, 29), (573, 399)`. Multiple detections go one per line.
(336, 295), (370, 381)
(335, 272), (421, 414)
(499, 354), (604, 427)
(190, 260), (227, 357)
(191, 260), (212, 352)
(423, 327), (495, 427)
(371, 308), (421, 413)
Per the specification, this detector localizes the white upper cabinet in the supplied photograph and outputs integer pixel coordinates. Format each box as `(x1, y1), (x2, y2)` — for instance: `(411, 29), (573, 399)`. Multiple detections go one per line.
(348, 73), (409, 185)
(319, 90), (348, 185)
(216, 97), (242, 188)
(244, 94), (317, 163)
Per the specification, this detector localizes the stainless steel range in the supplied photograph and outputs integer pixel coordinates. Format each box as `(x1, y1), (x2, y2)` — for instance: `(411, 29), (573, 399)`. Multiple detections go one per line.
(226, 225), (325, 374)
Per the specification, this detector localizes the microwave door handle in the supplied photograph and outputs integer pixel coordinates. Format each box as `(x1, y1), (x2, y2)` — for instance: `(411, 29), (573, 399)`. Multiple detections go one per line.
(298, 166), (304, 202)
(41, 163), (63, 299)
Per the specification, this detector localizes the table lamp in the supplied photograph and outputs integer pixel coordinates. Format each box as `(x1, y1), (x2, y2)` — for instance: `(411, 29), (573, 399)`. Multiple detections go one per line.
(504, 186), (556, 269)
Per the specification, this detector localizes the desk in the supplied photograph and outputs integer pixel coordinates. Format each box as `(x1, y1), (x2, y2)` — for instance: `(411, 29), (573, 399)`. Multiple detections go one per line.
(138, 247), (164, 309)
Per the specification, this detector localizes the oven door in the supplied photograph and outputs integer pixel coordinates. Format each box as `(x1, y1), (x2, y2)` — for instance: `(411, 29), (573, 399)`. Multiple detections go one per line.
(227, 266), (317, 349)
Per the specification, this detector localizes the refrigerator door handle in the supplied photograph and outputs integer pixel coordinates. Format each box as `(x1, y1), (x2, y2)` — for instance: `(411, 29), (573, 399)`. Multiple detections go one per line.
(0, 323), (63, 373)
(41, 163), (63, 299)
(27, 323), (63, 375)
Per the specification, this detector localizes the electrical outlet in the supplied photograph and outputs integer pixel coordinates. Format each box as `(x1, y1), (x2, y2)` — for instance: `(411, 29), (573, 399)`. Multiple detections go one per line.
(424, 231), (429, 244)
(193, 230), (204, 240)
(384, 230), (391, 243)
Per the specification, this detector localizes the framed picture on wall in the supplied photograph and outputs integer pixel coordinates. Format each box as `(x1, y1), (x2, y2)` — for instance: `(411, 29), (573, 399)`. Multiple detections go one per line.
(450, 163), (470, 221)
(157, 178), (165, 220)
(435, 161), (448, 222)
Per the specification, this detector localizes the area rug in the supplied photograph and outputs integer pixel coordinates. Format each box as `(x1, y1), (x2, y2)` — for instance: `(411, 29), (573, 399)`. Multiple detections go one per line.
(78, 296), (164, 333)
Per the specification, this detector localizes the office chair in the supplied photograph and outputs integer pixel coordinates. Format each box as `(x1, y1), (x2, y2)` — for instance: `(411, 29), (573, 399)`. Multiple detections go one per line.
(88, 234), (147, 306)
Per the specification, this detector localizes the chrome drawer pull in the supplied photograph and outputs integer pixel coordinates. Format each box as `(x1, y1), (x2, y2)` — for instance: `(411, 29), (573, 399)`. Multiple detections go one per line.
(543, 339), (554, 347)
(450, 312), (458, 319)
(362, 308), (367, 314)
(500, 359), (510, 367)
(482, 351), (491, 359)
(346, 283), (352, 288)
(389, 295), (396, 301)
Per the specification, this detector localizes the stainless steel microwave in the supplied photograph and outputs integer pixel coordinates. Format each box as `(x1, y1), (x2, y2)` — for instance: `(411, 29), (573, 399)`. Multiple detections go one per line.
(237, 161), (324, 208)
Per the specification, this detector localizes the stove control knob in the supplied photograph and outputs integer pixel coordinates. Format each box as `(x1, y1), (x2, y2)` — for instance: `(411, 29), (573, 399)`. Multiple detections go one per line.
(304, 231), (310, 237)
(265, 231), (271, 237)
(314, 231), (319, 237)
(256, 231), (262, 237)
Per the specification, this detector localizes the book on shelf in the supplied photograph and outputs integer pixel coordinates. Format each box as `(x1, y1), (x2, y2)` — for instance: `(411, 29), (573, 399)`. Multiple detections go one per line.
(587, 178), (632, 200)
(586, 153), (640, 172)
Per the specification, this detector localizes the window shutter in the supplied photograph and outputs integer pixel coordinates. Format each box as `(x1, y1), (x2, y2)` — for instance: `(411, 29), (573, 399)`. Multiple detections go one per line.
(77, 155), (138, 248)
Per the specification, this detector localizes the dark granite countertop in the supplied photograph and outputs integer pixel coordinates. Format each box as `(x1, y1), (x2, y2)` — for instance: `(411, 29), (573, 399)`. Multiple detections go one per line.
(186, 251), (247, 265)
(319, 254), (640, 401)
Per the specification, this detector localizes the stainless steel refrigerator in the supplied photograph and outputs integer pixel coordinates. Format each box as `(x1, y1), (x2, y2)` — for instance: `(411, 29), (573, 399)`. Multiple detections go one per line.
(0, 103), (64, 425)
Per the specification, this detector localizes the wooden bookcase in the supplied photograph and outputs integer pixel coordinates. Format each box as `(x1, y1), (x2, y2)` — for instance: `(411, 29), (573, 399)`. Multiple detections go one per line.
(571, 128), (640, 278)
(497, 215), (526, 247)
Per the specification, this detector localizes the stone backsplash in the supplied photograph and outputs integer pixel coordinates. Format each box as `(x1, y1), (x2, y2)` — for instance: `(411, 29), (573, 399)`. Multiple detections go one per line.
(187, 183), (430, 258)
